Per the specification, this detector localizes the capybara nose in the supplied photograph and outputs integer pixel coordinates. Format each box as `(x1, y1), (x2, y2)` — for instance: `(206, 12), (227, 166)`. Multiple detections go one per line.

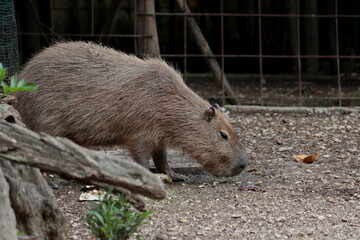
(230, 150), (248, 176)
(231, 162), (247, 176)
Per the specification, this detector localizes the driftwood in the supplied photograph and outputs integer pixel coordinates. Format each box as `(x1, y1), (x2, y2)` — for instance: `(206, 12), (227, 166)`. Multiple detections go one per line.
(0, 101), (165, 239)
(0, 101), (68, 240)
(0, 167), (17, 240)
(0, 122), (166, 201)
(176, 0), (239, 105)
(0, 160), (68, 240)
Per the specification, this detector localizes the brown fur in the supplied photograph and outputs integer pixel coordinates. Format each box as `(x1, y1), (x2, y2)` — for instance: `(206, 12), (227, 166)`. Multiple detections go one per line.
(15, 42), (247, 179)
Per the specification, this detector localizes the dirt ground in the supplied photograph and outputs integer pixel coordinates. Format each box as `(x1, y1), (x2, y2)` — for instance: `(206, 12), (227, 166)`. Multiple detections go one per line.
(54, 110), (360, 240)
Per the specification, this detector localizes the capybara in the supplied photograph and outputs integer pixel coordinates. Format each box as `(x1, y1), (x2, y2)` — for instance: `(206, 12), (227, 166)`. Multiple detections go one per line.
(15, 41), (247, 180)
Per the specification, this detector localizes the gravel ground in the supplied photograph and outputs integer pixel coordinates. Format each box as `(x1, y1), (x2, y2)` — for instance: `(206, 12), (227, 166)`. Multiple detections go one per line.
(54, 110), (360, 240)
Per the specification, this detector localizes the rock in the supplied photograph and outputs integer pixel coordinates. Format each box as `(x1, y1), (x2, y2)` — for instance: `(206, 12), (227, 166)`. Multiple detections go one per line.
(276, 216), (287, 222)
(278, 146), (293, 152)
(154, 234), (168, 240)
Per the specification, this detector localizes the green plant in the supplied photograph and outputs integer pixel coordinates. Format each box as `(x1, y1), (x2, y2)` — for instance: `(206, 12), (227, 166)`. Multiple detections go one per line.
(0, 63), (38, 98)
(83, 190), (152, 240)
(16, 229), (26, 236)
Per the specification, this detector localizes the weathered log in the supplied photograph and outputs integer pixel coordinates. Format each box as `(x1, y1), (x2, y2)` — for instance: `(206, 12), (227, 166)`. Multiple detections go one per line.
(0, 122), (166, 201)
(175, 0), (240, 105)
(0, 167), (17, 240)
(0, 160), (68, 240)
(0, 102), (68, 240)
(0, 95), (24, 126)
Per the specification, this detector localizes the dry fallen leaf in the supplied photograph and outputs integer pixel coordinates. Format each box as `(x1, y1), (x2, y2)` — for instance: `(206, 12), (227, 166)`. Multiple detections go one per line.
(246, 168), (257, 172)
(79, 190), (105, 201)
(155, 173), (172, 183)
(178, 218), (187, 223)
(293, 153), (318, 163)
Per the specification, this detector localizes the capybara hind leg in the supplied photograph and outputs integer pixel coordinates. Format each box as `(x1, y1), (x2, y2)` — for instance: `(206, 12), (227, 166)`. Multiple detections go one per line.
(152, 147), (187, 181)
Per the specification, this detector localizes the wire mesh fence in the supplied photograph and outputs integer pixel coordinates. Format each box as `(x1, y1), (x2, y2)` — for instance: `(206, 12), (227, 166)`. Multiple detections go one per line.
(15, 0), (360, 107)
(0, 0), (19, 78)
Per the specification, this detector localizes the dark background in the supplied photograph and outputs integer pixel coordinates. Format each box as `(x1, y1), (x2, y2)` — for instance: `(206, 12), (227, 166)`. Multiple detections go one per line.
(14, 0), (360, 75)
(11, 0), (360, 106)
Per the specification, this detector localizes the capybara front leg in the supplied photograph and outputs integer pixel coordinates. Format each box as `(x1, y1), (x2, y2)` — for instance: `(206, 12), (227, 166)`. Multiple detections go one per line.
(128, 144), (151, 169)
(152, 146), (187, 181)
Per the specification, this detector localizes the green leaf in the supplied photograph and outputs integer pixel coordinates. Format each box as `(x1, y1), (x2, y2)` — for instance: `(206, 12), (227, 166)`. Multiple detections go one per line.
(89, 211), (106, 226)
(17, 79), (26, 87)
(0, 64), (6, 82)
(9, 83), (39, 93)
(24, 82), (39, 90)
(10, 76), (17, 89)
(1, 81), (10, 95)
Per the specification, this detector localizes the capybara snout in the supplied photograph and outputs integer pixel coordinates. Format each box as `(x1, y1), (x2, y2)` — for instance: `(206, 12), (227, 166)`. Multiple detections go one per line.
(226, 148), (248, 176)
(15, 41), (248, 180)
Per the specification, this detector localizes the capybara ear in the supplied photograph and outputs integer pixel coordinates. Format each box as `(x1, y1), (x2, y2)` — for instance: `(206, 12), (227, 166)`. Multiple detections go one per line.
(203, 107), (216, 122)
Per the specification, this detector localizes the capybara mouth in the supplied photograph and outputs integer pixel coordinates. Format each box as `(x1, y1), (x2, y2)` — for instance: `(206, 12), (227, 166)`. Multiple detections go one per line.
(230, 162), (247, 176)
(212, 157), (247, 177)
(204, 162), (246, 177)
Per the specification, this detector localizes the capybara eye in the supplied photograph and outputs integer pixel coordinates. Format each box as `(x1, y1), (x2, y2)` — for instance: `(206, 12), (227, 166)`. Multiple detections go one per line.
(220, 131), (228, 140)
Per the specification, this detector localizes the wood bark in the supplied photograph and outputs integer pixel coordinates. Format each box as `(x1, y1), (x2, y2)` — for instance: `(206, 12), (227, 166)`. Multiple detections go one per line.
(0, 102), (68, 240)
(0, 160), (68, 240)
(0, 121), (166, 201)
(175, 0), (239, 105)
(0, 167), (17, 240)
(136, 0), (160, 55)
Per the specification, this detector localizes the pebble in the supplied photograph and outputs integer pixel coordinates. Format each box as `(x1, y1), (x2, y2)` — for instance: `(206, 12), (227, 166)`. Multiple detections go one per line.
(276, 216), (287, 222)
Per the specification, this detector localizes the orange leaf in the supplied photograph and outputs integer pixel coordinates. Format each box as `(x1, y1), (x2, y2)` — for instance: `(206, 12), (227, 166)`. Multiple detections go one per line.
(293, 153), (318, 163)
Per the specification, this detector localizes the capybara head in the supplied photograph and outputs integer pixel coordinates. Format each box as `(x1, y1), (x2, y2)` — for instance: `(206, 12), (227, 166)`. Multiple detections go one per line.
(180, 104), (248, 177)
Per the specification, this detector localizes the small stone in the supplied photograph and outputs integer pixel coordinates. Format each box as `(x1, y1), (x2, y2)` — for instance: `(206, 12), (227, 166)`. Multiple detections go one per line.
(72, 222), (79, 228)
(276, 216), (286, 222)
(296, 232), (306, 237)
(275, 233), (282, 238)
(278, 146), (293, 152)
(168, 232), (178, 236)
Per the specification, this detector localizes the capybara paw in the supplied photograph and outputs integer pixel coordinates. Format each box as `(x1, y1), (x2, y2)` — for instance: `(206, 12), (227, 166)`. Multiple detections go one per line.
(168, 170), (188, 182)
